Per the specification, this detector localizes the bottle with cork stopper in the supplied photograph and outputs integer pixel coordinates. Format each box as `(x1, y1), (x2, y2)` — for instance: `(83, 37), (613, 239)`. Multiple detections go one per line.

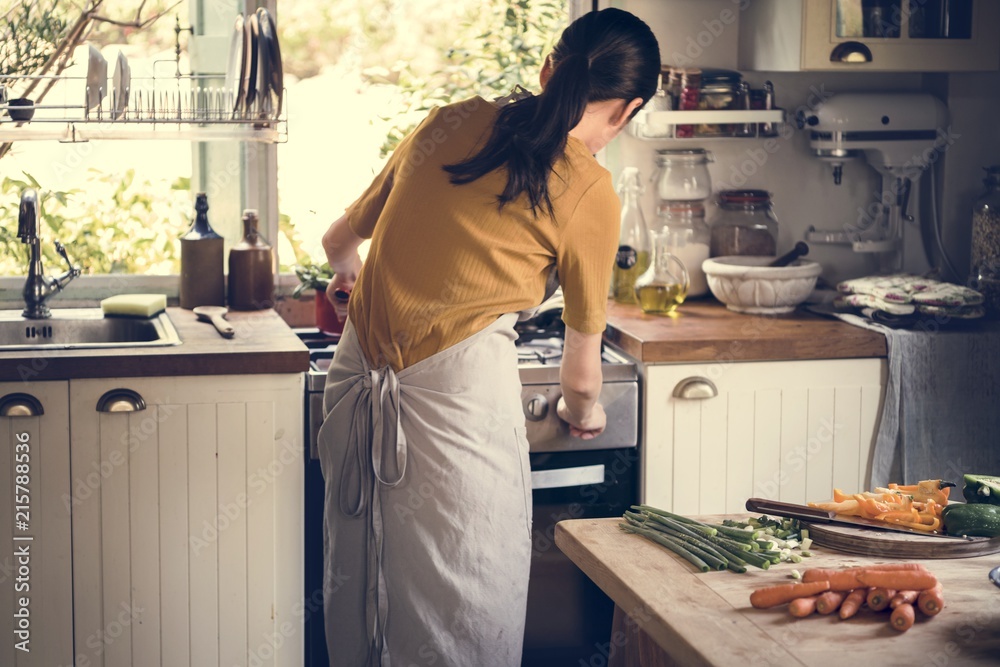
(179, 192), (224, 309)
(228, 209), (275, 310)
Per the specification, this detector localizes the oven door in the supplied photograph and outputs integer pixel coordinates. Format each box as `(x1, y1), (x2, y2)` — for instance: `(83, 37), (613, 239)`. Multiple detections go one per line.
(521, 447), (638, 666)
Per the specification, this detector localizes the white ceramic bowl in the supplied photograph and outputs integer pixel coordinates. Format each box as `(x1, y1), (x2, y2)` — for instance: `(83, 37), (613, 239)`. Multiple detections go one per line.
(702, 256), (822, 314)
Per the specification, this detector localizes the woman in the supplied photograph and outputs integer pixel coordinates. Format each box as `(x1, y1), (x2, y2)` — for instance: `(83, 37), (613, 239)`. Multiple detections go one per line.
(318, 8), (660, 665)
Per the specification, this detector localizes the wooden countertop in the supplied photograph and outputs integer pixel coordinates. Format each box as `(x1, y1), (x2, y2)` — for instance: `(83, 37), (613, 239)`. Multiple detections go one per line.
(0, 307), (309, 382)
(604, 299), (887, 363)
(556, 517), (1000, 667)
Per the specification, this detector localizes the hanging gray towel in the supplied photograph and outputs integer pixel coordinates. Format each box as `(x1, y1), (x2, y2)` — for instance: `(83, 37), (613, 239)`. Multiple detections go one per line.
(871, 323), (1000, 487)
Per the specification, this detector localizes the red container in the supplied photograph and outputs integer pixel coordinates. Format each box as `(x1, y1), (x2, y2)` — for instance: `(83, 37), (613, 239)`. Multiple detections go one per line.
(314, 291), (345, 336)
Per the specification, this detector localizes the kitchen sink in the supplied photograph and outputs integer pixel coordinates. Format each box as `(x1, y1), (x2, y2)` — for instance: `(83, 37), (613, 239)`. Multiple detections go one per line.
(0, 308), (181, 350)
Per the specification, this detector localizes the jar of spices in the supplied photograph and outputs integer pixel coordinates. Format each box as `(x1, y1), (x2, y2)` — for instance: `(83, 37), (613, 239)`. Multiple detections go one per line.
(675, 68), (701, 138)
(695, 68), (741, 137)
(971, 165), (1000, 317)
(710, 190), (779, 257)
(655, 201), (711, 297)
(654, 148), (713, 201)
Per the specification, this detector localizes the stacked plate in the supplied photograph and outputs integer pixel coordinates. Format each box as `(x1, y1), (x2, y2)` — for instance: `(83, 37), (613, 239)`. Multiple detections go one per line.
(226, 8), (283, 120)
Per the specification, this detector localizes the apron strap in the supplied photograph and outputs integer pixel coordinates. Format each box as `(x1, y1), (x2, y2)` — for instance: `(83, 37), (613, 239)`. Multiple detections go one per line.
(336, 363), (408, 666)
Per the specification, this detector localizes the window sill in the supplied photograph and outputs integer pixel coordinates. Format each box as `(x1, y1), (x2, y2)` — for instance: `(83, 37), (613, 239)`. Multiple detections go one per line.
(0, 274), (315, 329)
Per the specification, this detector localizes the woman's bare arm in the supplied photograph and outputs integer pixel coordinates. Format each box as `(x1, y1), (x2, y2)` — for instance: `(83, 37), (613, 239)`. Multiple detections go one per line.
(321, 214), (365, 318)
(556, 324), (607, 439)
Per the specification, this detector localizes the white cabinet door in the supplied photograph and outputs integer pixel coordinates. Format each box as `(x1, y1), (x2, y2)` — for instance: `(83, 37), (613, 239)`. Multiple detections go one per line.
(68, 374), (304, 667)
(739, 0), (1000, 71)
(0, 381), (73, 667)
(643, 359), (886, 514)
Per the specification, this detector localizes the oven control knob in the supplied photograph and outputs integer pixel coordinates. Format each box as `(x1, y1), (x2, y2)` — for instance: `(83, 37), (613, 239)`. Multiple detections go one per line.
(524, 394), (549, 421)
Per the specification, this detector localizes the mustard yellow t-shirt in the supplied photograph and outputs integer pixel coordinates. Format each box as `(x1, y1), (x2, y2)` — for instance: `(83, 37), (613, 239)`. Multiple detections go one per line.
(345, 96), (619, 371)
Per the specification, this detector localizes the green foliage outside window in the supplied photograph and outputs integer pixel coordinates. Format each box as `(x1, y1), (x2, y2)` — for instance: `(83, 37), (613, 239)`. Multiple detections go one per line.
(0, 170), (191, 276)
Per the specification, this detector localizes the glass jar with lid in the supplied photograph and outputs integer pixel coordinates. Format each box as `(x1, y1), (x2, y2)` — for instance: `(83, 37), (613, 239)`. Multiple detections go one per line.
(971, 165), (1000, 317)
(655, 201), (711, 298)
(710, 189), (779, 257)
(695, 68), (742, 137)
(654, 148), (713, 201)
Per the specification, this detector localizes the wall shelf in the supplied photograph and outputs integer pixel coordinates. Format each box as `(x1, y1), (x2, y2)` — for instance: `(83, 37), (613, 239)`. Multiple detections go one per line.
(630, 108), (786, 140)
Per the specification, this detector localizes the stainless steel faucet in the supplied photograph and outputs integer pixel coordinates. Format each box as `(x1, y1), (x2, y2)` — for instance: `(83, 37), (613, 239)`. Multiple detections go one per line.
(17, 189), (81, 319)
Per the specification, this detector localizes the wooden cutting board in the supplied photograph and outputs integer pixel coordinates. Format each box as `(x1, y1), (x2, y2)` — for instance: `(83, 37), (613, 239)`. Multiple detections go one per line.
(805, 521), (1000, 558)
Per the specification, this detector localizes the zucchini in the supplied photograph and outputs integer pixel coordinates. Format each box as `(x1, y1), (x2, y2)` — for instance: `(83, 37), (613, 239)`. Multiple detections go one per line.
(962, 474), (1000, 506)
(942, 503), (1000, 538)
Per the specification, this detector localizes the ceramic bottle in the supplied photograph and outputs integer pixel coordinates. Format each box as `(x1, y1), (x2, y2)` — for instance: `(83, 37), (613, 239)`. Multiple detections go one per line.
(180, 192), (224, 309)
(228, 209), (275, 310)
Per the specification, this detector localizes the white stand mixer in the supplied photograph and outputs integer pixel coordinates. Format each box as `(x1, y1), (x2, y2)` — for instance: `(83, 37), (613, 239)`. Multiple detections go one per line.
(798, 93), (949, 273)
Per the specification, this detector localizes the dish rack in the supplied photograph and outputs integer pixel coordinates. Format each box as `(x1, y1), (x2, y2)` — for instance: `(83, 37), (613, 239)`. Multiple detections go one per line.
(0, 72), (287, 143)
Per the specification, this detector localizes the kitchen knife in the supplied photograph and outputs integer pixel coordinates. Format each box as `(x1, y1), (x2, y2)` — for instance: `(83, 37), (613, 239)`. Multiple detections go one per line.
(745, 498), (973, 540)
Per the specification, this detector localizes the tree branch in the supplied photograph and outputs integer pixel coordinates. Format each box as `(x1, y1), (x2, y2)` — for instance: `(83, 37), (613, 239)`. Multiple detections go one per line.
(88, 0), (183, 30)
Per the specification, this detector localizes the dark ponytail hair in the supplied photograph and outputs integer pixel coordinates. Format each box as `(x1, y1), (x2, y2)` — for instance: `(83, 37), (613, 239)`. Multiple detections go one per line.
(443, 8), (660, 217)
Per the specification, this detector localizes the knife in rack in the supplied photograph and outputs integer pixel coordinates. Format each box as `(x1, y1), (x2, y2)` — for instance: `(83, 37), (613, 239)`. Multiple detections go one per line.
(745, 498), (975, 540)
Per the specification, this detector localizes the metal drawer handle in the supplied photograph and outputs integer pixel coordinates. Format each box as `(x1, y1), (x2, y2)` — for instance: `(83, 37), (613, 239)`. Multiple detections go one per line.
(0, 393), (44, 417)
(672, 376), (718, 400)
(531, 464), (605, 490)
(96, 388), (146, 413)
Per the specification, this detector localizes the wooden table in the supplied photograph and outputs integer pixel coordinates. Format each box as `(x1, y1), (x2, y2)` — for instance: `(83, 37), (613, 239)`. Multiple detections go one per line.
(555, 517), (1000, 667)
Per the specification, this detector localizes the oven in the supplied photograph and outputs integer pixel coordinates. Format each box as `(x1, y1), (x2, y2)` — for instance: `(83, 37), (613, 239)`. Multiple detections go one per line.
(298, 321), (639, 666)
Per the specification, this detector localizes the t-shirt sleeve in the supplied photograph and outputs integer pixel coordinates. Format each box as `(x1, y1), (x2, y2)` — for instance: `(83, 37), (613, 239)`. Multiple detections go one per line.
(557, 171), (620, 334)
(343, 109), (435, 238)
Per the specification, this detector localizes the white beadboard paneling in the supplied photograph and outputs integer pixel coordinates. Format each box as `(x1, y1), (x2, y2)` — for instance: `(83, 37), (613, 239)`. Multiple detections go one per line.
(187, 403), (219, 667)
(699, 395), (728, 514)
(832, 387), (863, 493)
(246, 402), (277, 667)
(36, 382), (73, 667)
(778, 389), (809, 505)
(99, 411), (133, 667)
(751, 389), (782, 512)
(129, 408), (162, 666)
(158, 405), (190, 667)
(672, 400), (701, 515)
(270, 394), (305, 664)
(726, 391), (754, 514)
(642, 368), (674, 510)
(218, 403), (249, 667)
(805, 387), (836, 503)
(859, 384), (883, 489)
(70, 384), (105, 667)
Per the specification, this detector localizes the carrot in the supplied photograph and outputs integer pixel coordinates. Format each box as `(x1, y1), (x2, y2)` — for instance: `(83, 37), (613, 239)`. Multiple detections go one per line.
(890, 590), (919, 609)
(867, 587), (896, 612)
(816, 590), (847, 615)
(750, 581), (831, 609)
(917, 583), (945, 616)
(890, 603), (916, 632)
(802, 564), (926, 591)
(857, 570), (938, 591)
(839, 588), (866, 619)
(789, 595), (819, 617)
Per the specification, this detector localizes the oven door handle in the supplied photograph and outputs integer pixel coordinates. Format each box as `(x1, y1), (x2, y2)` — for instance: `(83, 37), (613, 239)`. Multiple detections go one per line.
(531, 464), (605, 490)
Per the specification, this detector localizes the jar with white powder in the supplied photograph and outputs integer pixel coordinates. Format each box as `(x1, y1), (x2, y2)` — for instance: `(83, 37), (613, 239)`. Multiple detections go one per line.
(655, 201), (711, 297)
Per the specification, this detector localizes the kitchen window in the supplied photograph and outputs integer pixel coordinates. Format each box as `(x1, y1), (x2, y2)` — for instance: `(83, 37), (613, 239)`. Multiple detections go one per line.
(0, 0), (565, 308)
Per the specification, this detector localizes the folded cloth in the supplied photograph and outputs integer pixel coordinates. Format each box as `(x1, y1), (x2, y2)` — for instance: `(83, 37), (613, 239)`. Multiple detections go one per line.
(826, 311), (1000, 486)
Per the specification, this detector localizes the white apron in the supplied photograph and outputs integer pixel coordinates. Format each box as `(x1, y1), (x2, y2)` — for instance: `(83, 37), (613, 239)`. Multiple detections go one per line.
(318, 312), (532, 666)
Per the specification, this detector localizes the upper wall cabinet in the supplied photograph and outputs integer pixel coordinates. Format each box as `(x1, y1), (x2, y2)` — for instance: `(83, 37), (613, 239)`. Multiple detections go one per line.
(738, 0), (1000, 71)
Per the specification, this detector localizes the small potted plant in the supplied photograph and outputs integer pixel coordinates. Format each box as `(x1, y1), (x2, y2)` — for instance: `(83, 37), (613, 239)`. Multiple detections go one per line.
(293, 261), (343, 335)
